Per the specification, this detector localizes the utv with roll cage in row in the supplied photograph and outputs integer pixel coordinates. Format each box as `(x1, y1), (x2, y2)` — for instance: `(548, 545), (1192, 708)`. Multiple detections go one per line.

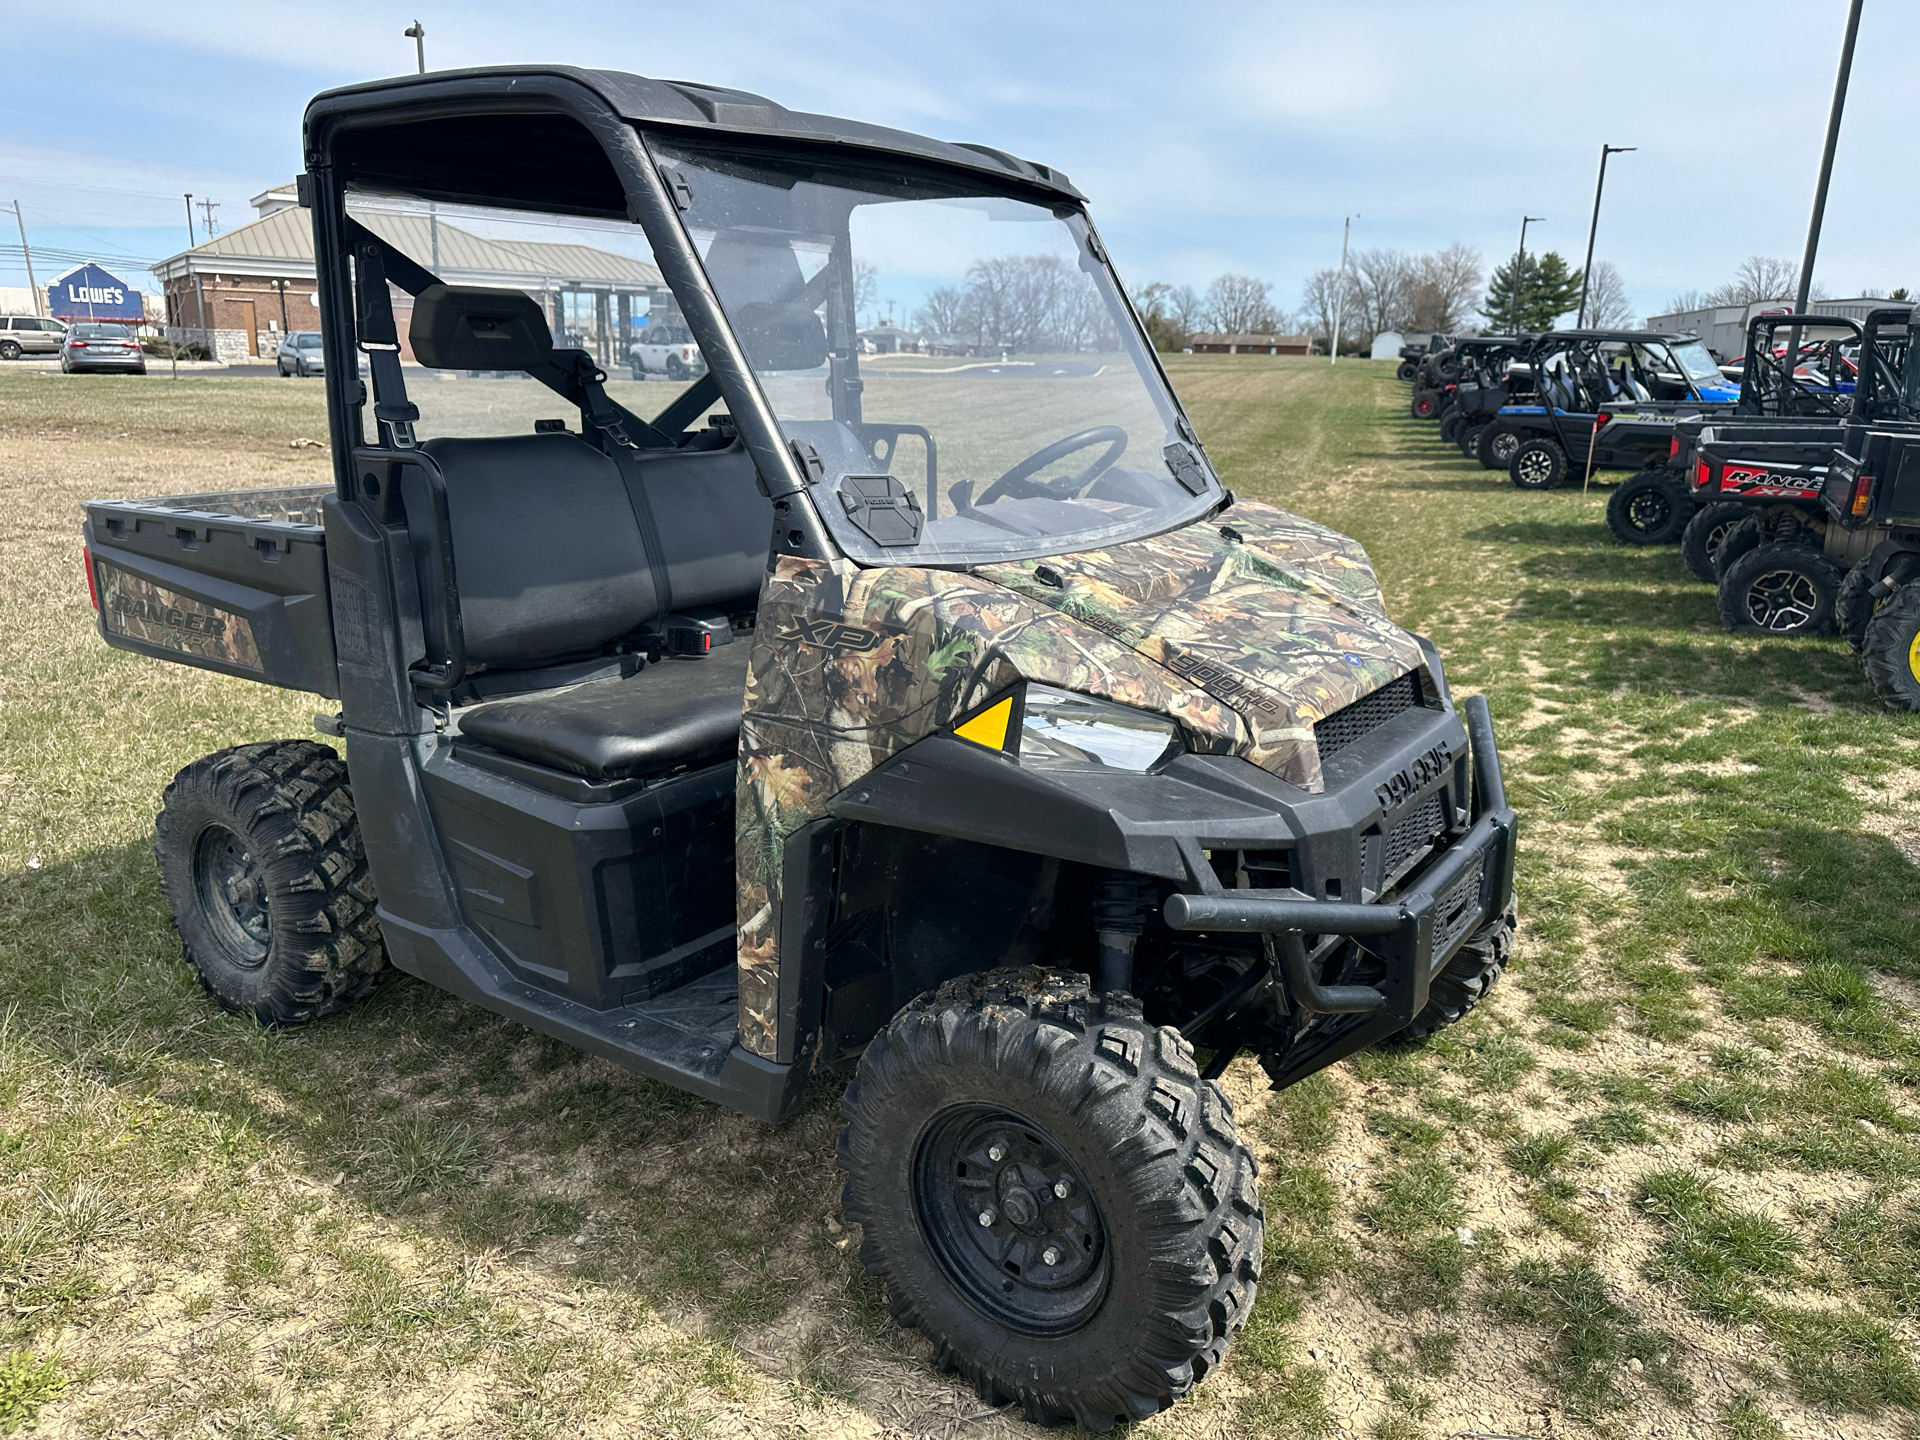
(80, 66), (1515, 1429)
(1604, 309), (1914, 555)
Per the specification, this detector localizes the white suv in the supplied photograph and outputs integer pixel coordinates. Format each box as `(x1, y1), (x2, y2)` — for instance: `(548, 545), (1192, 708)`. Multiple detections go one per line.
(0, 315), (66, 359)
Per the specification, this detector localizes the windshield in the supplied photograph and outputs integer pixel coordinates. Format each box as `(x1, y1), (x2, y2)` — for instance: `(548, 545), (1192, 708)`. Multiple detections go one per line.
(292, 332), (322, 347)
(653, 138), (1215, 565)
(1671, 341), (1724, 383)
(72, 323), (131, 339)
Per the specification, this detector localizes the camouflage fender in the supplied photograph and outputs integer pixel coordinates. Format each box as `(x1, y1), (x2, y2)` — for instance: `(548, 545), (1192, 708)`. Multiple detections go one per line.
(734, 556), (1246, 1059)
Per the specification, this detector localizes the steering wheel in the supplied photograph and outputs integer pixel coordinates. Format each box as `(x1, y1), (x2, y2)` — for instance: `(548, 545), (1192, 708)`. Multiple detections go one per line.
(975, 425), (1129, 506)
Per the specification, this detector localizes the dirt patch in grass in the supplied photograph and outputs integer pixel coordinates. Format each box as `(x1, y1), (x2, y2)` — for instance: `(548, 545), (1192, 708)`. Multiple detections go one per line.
(3, 365), (1918, 1437)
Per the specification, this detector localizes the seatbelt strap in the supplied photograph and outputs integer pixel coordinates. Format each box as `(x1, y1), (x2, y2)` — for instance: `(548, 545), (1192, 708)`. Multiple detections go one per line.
(352, 242), (419, 449)
(608, 445), (674, 622)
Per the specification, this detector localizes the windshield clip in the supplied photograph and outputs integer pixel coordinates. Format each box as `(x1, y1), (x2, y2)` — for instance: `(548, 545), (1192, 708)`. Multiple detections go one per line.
(789, 440), (826, 486)
(1163, 441), (1212, 496)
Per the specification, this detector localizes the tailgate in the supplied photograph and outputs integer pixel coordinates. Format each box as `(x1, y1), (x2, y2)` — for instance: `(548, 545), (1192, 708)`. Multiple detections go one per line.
(83, 485), (339, 697)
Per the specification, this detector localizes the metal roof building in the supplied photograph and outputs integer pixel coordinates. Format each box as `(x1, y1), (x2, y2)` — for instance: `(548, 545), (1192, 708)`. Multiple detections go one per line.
(151, 184), (666, 363)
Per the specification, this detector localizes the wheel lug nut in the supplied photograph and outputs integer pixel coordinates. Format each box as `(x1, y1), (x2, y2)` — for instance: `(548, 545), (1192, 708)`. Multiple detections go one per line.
(1042, 1245), (1061, 1265)
(1053, 1179), (1071, 1198)
(978, 1207), (997, 1227)
(987, 1145), (1005, 1163)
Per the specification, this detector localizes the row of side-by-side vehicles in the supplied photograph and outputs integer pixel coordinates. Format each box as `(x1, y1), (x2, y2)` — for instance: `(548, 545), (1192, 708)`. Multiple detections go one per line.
(1401, 310), (1920, 711)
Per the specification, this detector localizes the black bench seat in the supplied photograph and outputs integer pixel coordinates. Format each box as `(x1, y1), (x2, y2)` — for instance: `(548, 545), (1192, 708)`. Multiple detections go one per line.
(457, 643), (750, 781)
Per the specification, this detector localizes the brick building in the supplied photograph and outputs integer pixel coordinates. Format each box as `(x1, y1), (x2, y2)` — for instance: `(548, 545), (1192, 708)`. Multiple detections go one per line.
(153, 184), (667, 365)
(1187, 332), (1313, 356)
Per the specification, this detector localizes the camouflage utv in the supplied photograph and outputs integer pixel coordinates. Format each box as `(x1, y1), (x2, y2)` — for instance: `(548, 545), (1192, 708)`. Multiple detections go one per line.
(81, 66), (1516, 1429)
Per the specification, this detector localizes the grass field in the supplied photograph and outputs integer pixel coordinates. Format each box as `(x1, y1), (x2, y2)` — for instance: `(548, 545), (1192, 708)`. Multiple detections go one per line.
(2, 357), (1918, 1439)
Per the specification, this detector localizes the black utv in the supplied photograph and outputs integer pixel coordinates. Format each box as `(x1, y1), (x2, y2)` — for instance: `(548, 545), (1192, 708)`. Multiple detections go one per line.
(1665, 309), (1916, 582)
(79, 66), (1515, 1429)
(1468, 330), (1740, 494)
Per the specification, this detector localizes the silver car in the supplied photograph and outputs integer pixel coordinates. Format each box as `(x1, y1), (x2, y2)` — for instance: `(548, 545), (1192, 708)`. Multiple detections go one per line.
(276, 330), (327, 376)
(60, 322), (146, 374)
(0, 315), (66, 359)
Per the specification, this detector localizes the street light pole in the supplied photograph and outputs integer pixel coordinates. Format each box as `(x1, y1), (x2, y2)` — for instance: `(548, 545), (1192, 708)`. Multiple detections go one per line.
(1511, 216), (1544, 335)
(10, 202), (40, 316)
(405, 21), (427, 73)
(1329, 213), (1357, 365)
(1784, 0), (1865, 396)
(184, 193), (196, 248)
(1576, 145), (1635, 327)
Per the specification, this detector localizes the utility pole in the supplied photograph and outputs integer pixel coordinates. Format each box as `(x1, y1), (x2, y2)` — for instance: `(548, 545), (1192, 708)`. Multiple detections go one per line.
(405, 20), (427, 73)
(1785, 0), (1866, 399)
(1576, 145), (1635, 327)
(1328, 213), (1357, 364)
(197, 198), (220, 239)
(184, 193), (196, 248)
(1511, 216), (1544, 335)
(9, 202), (40, 316)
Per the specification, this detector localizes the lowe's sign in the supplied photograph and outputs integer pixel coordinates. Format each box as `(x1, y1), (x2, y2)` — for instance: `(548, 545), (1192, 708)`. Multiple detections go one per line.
(47, 262), (144, 323)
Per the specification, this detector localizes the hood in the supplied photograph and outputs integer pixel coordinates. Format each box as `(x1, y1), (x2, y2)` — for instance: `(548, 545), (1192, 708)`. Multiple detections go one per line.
(972, 500), (1426, 790)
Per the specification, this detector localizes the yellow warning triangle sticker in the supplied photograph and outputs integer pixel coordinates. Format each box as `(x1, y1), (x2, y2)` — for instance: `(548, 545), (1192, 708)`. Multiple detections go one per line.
(953, 696), (1013, 751)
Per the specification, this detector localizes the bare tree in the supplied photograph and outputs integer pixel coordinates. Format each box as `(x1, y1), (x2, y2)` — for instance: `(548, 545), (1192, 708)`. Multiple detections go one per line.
(1205, 273), (1279, 335)
(1131, 282), (1187, 350)
(1407, 244), (1482, 332)
(916, 284), (973, 341)
(1168, 283), (1206, 335)
(1583, 260), (1635, 328)
(854, 261), (879, 326)
(1664, 288), (1705, 313)
(1703, 256), (1799, 306)
(1300, 267), (1358, 346)
(1347, 248), (1416, 342)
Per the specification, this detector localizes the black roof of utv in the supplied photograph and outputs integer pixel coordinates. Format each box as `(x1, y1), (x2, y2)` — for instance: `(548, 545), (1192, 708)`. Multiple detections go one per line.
(305, 65), (1085, 210)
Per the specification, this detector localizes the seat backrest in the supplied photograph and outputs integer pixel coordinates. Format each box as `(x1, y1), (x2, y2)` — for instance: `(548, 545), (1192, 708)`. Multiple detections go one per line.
(411, 433), (658, 664)
(633, 443), (773, 613)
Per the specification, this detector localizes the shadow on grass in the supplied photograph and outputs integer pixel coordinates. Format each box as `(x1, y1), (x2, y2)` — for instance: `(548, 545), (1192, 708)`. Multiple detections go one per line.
(0, 838), (879, 1351)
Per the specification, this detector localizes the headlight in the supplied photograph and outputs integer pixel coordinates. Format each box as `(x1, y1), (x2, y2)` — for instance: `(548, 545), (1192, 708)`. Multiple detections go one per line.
(951, 684), (1181, 773)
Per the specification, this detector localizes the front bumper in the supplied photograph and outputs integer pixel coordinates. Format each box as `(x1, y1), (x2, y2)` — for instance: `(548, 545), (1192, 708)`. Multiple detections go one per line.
(1164, 695), (1515, 1025)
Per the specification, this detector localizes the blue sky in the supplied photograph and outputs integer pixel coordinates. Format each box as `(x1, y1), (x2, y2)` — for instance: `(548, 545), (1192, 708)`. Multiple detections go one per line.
(3, 1), (1914, 325)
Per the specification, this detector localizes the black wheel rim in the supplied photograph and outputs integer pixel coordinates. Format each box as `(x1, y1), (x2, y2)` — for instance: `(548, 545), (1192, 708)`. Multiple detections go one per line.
(1743, 569), (1821, 631)
(1491, 433), (1519, 464)
(193, 823), (271, 967)
(1626, 488), (1672, 533)
(912, 1105), (1109, 1336)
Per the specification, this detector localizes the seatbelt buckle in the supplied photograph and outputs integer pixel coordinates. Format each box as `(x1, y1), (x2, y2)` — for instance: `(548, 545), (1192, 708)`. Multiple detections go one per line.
(660, 614), (731, 656)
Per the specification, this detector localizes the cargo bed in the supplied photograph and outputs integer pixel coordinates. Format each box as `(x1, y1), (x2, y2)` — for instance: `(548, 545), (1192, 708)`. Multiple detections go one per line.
(82, 485), (338, 697)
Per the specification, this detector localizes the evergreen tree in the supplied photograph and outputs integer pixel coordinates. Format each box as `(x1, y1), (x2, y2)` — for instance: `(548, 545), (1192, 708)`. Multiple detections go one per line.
(1480, 250), (1585, 333)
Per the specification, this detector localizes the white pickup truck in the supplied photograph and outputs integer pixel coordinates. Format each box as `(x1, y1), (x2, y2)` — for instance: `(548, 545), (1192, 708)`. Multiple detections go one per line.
(627, 327), (707, 381)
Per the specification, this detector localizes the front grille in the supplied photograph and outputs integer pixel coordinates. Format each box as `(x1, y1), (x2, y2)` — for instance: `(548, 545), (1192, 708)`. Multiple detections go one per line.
(1380, 792), (1447, 882)
(1431, 853), (1488, 965)
(1314, 671), (1433, 763)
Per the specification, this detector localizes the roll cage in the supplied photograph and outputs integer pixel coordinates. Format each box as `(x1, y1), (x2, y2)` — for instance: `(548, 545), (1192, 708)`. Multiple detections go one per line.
(299, 66), (1188, 570)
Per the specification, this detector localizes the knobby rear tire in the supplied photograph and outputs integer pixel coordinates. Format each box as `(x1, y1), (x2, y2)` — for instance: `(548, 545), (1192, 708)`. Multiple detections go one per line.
(1681, 502), (1751, 584)
(155, 739), (387, 1025)
(1717, 542), (1842, 636)
(1605, 470), (1690, 545)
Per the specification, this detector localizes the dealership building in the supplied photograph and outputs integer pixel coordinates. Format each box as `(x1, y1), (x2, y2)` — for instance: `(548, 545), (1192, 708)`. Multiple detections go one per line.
(153, 184), (669, 365)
